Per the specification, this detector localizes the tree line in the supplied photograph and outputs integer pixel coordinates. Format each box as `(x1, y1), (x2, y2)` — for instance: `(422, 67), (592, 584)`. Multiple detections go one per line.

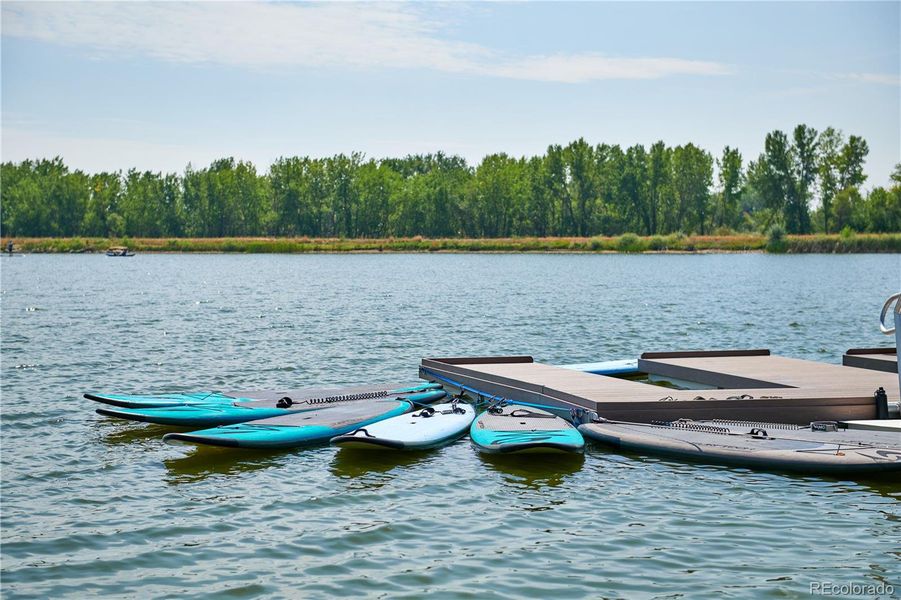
(2, 125), (899, 239)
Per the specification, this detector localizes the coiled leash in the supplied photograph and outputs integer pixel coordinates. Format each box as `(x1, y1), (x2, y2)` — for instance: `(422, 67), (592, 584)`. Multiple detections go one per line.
(276, 389), (392, 409)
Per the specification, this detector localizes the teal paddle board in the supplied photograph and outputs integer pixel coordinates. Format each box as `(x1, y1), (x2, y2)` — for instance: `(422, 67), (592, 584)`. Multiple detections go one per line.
(96, 388), (445, 428)
(163, 398), (412, 449)
(85, 382), (442, 409)
(470, 405), (585, 454)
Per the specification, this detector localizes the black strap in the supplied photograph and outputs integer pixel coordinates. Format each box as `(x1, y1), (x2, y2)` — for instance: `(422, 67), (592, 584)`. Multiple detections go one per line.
(507, 408), (557, 419)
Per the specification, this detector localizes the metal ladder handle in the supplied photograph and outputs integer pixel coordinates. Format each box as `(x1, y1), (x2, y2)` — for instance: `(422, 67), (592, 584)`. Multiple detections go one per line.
(879, 292), (901, 334)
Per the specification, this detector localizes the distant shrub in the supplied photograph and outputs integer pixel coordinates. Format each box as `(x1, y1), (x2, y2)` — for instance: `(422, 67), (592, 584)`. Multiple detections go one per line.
(617, 233), (644, 252)
(647, 236), (667, 251)
(589, 236), (607, 251)
(766, 225), (786, 253)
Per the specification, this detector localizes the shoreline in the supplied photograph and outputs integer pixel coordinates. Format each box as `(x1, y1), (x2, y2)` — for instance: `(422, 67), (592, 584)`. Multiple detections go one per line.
(3, 234), (900, 254)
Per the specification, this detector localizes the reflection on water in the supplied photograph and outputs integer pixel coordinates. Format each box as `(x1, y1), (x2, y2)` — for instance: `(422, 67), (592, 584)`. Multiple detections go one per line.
(95, 420), (184, 445)
(329, 447), (435, 480)
(163, 447), (288, 484)
(478, 450), (585, 490)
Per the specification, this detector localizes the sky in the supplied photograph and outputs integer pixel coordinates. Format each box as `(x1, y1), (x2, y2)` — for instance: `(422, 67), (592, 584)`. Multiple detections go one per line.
(1, 1), (899, 187)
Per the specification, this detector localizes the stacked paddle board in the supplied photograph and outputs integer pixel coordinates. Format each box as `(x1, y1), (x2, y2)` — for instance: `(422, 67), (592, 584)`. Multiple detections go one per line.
(89, 383), (444, 427)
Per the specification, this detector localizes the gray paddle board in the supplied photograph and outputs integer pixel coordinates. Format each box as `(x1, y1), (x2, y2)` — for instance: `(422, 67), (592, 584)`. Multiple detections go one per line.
(579, 418), (901, 474)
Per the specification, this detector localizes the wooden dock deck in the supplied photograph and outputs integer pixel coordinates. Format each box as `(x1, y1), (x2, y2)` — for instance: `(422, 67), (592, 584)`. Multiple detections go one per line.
(419, 350), (900, 424)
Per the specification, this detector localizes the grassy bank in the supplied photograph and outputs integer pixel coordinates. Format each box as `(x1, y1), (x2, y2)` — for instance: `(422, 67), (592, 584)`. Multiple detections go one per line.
(3, 233), (900, 254)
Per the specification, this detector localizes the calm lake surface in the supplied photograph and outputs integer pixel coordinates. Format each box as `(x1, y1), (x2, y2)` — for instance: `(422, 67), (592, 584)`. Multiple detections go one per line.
(2, 253), (900, 599)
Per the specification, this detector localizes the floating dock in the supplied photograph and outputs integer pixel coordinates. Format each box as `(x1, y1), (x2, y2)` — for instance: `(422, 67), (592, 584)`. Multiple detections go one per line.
(419, 350), (900, 424)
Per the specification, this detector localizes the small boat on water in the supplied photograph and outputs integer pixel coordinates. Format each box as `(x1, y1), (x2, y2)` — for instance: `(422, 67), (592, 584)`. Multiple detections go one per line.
(106, 246), (135, 257)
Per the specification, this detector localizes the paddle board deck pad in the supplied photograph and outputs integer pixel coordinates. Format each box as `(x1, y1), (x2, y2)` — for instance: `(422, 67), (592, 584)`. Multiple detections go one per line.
(470, 405), (584, 454)
(163, 399), (412, 449)
(85, 382), (442, 409)
(579, 418), (901, 474)
(95, 388), (445, 427)
(331, 401), (475, 451)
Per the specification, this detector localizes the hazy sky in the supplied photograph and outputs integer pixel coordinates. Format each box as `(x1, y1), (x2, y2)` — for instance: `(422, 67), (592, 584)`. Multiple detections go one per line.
(2, 1), (899, 187)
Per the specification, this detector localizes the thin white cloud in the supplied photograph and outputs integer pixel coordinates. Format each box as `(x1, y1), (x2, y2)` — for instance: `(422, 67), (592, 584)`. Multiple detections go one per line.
(493, 54), (730, 83)
(0, 1), (729, 82)
(841, 72), (901, 86)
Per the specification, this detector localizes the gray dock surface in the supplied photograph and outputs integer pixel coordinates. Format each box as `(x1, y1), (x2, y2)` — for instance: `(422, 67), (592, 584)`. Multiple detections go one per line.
(420, 350), (900, 424)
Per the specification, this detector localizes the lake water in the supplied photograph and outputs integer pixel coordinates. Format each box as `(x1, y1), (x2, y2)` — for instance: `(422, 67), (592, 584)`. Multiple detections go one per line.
(2, 253), (899, 598)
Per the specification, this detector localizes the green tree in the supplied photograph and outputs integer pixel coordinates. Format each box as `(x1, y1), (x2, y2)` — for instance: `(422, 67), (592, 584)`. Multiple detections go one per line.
(747, 125), (821, 234)
(621, 145), (650, 234)
(563, 138), (597, 236)
(817, 127), (843, 233)
(523, 156), (553, 236)
(837, 136), (869, 190)
(467, 153), (525, 237)
(646, 141), (671, 234)
(716, 146), (743, 229)
(82, 172), (121, 236)
(672, 144), (713, 234)
(355, 161), (401, 237)
(859, 186), (901, 232)
(787, 124), (818, 234)
(595, 144), (628, 235)
(831, 187), (861, 232)
(1, 161), (49, 236)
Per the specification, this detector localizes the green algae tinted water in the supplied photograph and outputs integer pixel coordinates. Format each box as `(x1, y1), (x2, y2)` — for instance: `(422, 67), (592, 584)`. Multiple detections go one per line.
(2, 254), (899, 599)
